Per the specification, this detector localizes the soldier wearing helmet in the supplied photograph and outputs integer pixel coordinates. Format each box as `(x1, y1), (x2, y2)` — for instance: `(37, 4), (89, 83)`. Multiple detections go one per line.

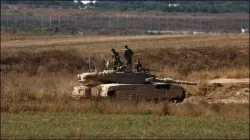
(134, 59), (142, 72)
(111, 48), (123, 70)
(124, 45), (133, 72)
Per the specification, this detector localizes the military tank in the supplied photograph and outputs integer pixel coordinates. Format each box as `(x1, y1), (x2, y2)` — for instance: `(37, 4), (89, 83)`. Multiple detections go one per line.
(71, 69), (197, 103)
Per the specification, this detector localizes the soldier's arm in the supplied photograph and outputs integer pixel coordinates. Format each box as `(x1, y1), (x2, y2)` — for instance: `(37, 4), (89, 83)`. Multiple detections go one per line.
(111, 54), (114, 62)
(138, 64), (141, 70)
(123, 51), (126, 59)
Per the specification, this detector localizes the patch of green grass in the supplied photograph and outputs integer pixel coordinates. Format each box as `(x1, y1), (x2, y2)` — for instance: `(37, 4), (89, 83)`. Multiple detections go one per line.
(1, 112), (249, 139)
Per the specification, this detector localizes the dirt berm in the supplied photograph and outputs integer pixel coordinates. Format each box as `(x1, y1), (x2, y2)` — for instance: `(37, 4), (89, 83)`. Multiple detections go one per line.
(184, 82), (249, 104)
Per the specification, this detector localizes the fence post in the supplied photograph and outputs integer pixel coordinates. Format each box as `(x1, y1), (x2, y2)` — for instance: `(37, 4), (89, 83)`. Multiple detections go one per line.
(126, 16), (128, 29)
(211, 17), (214, 32)
(33, 15), (35, 27)
(174, 18), (176, 30)
(83, 16), (85, 28)
(15, 14), (17, 27)
(6, 14), (8, 26)
(192, 16), (193, 30)
(101, 15), (103, 29)
(41, 15), (43, 27)
(133, 16), (135, 29)
(23, 14), (26, 27)
(108, 16), (111, 28)
(240, 17), (242, 29)
(91, 16), (93, 29)
(232, 18), (235, 31)
(66, 16), (68, 27)
(207, 17), (209, 31)
(200, 17), (201, 31)
(93, 16), (95, 29)
(183, 17), (186, 31)
(93, 16), (96, 29)
(117, 15), (119, 29)
(58, 15), (60, 28)
(166, 17), (168, 31)
(141, 16), (143, 29)
(49, 15), (51, 26)
(158, 17), (160, 31)
(150, 16), (152, 30)
(76, 15), (79, 28)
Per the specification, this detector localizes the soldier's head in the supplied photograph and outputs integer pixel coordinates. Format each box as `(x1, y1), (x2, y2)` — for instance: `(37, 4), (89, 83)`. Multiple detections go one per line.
(111, 48), (116, 53)
(125, 45), (128, 49)
(137, 59), (140, 63)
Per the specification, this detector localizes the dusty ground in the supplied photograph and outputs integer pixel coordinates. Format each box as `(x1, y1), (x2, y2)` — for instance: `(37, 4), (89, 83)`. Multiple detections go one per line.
(206, 79), (249, 103)
(209, 78), (249, 84)
(1, 33), (249, 108)
(184, 82), (249, 104)
(1, 33), (248, 49)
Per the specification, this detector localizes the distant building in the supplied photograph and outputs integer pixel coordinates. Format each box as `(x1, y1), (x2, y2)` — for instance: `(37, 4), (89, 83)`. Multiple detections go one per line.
(73, 0), (97, 9)
(168, 3), (180, 7)
(73, 0), (97, 5)
(81, 1), (97, 5)
(241, 28), (249, 34)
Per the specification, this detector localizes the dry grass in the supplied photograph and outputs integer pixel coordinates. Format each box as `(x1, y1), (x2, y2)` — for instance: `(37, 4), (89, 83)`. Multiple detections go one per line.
(1, 33), (249, 117)
(136, 45), (249, 77)
(1, 39), (248, 78)
(1, 99), (249, 118)
(1, 32), (249, 49)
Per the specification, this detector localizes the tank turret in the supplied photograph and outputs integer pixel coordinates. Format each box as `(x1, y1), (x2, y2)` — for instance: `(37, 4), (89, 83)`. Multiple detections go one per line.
(77, 70), (156, 85)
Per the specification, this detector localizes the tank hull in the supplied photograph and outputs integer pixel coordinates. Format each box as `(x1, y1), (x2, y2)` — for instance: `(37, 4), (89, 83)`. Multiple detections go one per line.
(72, 83), (186, 102)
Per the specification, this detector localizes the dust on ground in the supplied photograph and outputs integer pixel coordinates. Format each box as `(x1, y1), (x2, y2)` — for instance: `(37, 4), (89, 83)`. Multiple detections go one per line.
(184, 82), (249, 104)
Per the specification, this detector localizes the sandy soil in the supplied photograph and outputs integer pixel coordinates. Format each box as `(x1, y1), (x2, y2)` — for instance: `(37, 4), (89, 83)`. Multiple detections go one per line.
(1, 33), (249, 50)
(209, 78), (249, 84)
(185, 80), (249, 104)
(1, 33), (249, 105)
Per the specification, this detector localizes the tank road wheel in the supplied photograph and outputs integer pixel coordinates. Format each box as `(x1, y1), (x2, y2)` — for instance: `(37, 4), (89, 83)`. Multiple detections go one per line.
(168, 88), (186, 103)
(176, 89), (186, 103)
(107, 91), (117, 99)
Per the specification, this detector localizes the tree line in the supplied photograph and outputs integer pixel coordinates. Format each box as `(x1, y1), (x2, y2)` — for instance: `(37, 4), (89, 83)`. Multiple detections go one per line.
(1, 0), (249, 13)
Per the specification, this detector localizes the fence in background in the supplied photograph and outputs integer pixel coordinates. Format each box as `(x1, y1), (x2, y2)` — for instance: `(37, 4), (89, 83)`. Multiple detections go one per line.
(1, 13), (249, 33)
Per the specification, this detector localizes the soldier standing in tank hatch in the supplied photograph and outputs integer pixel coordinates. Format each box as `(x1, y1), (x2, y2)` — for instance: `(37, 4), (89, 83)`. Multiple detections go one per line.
(124, 45), (133, 72)
(134, 59), (142, 72)
(111, 48), (123, 70)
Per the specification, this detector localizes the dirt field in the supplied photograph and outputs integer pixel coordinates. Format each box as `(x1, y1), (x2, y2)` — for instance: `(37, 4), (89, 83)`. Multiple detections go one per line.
(1, 32), (248, 49)
(1, 32), (249, 139)
(1, 32), (249, 113)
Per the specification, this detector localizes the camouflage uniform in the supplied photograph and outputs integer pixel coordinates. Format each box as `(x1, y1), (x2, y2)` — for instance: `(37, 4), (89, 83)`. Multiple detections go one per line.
(111, 49), (123, 70)
(134, 59), (142, 72)
(124, 45), (133, 72)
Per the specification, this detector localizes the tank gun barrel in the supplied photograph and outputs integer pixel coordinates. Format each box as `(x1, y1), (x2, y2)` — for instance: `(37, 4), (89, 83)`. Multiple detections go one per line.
(156, 78), (197, 85)
(146, 77), (197, 85)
